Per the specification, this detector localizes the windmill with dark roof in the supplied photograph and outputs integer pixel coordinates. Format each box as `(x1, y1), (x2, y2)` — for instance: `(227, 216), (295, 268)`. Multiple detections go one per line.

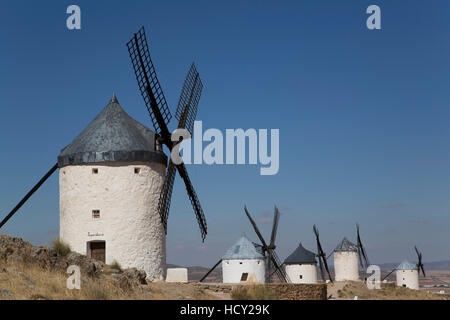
(333, 237), (360, 281)
(331, 223), (370, 282)
(283, 243), (319, 284)
(0, 26), (208, 281)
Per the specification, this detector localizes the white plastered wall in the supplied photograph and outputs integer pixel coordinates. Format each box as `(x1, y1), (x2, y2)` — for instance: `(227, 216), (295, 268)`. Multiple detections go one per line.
(334, 251), (359, 281)
(59, 161), (166, 281)
(222, 259), (265, 284)
(396, 269), (419, 290)
(285, 264), (318, 284)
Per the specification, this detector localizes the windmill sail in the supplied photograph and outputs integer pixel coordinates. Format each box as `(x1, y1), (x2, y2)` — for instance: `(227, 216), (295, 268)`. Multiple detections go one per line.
(127, 27), (207, 240)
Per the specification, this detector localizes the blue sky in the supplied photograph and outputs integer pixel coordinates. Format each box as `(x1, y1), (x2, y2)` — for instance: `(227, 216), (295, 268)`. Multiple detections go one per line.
(0, 1), (449, 267)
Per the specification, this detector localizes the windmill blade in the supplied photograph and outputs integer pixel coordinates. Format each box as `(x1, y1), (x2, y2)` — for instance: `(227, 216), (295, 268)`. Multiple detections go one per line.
(0, 163), (58, 229)
(269, 206), (280, 249)
(157, 66), (203, 231)
(313, 225), (333, 282)
(321, 250), (333, 282)
(267, 249), (273, 281)
(243, 206), (269, 249)
(313, 225), (325, 258)
(157, 161), (177, 233)
(199, 259), (222, 282)
(317, 252), (326, 281)
(419, 264), (426, 278)
(127, 26), (172, 137)
(382, 268), (397, 281)
(175, 63), (203, 135)
(415, 246), (426, 277)
(356, 223), (370, 269)
(270, 250), (289, 283)
(175, 162), (207, 241)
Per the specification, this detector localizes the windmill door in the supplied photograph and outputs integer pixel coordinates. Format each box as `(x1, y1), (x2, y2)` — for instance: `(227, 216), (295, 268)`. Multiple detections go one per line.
(89, 241), (105, 263)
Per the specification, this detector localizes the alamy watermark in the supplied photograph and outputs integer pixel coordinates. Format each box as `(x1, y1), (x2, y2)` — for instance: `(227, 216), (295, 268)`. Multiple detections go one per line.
(170, 121), (279, 176)
(366, 265), (381, 290)
(66, 265), (81, 289)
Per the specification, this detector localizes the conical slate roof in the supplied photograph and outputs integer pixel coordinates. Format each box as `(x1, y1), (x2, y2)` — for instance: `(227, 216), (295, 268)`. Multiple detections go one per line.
(334, 237), (358, 252)
(222, 236), (264, 260)
(284, 243), (317, 265)
(397, 260), (417, 270)
(58, 94), (167, 167)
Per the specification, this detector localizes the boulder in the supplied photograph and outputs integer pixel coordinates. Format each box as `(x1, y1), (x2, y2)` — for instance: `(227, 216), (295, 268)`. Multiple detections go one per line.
(113, 268), (147, 289)
(66, 252), (104, 277)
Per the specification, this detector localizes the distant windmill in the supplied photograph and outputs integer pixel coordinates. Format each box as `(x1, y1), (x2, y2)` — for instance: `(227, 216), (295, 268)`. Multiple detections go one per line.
(382, 246), (426, 290)
(244, 206), (289, 283)
(332, 223), (370, 281)
(199, 206), (289, 283)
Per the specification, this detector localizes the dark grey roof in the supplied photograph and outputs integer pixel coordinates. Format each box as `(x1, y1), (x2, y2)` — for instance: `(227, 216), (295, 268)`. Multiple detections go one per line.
(334, 237), (358, 252)
(222, 236), (265, 260)
(58, 95), (167, 167)
(284, 243), (317, 265)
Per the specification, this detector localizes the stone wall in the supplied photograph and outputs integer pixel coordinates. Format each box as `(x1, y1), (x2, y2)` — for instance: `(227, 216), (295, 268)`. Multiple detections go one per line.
(268, 283), (327, 300)
(196, 283), (327, 300)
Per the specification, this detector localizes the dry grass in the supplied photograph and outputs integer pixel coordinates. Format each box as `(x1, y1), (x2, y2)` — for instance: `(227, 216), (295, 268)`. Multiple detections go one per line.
(231, 285), (278, 300)
(0, 260), (219, 300)
(329, 281), (449, 300)
(51, 238), (71, 257)
(0, 260), (152, 300)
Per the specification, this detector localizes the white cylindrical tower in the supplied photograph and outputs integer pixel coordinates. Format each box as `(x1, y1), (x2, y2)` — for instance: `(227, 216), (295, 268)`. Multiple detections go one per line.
(58, 95), (168, 281)
(334, 237), (359, 281)
(284, 243), (318, 284)
(222, 236), (266, 284)
(395, 260), (419, 290)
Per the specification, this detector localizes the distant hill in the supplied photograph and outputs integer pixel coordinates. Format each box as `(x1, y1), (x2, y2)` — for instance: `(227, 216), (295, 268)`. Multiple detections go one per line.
(378, 260), (450, 271)
(167, 260), (450, 282)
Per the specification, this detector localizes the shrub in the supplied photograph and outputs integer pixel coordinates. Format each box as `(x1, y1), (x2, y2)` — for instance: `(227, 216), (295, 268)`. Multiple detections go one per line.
(249, 285), (278, 300)
(110, 260), (122, 272)
(231, 285), (278, 300)
(51, 238), (71, 257)
(231, 286), (251, 300)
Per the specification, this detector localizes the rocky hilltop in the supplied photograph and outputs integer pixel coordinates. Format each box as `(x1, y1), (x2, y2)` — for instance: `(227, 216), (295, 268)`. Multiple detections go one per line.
(0, 234), (213, 300)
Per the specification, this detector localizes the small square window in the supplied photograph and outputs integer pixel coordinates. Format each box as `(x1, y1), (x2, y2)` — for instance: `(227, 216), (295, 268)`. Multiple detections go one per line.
(240, 273), (248, 281)
(134, 168), (140, 174)
(300, 275), (303, 279)
(92, 168), (98, 174)
(92, 210), (100, 219)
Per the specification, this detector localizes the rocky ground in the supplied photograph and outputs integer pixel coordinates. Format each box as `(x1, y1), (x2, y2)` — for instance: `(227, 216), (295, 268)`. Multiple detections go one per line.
(1, 234), (447, 300)
(0, 234), (217, 300)
(327, 280), (449, 300)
